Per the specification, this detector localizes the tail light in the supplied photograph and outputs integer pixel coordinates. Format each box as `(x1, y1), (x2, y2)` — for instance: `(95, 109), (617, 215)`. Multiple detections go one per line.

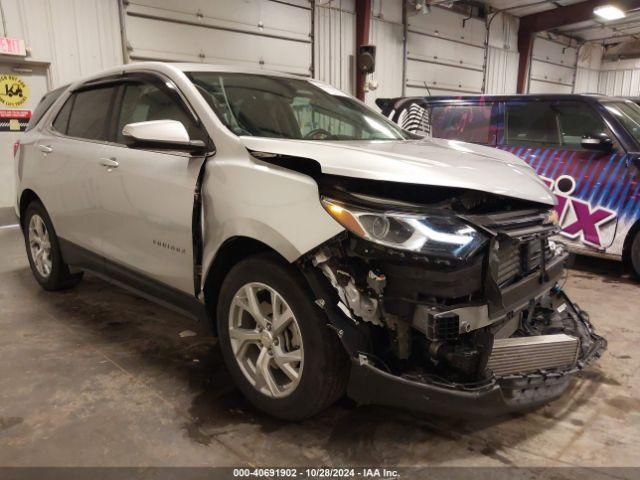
(13, 140), (20, 157)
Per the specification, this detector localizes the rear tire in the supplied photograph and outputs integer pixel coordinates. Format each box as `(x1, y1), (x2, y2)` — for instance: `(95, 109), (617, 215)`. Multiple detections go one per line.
(216, 253), (349, 420)
(23, 201), (83, 291)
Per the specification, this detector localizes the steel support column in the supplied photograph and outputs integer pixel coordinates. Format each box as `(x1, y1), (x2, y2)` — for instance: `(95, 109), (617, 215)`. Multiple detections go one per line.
(355, 0), (372, 101)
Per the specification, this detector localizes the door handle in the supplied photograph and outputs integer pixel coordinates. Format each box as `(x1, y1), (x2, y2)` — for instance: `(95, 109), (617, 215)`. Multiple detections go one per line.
(38, 145), (53, 154)
(99, 158), (119, 169)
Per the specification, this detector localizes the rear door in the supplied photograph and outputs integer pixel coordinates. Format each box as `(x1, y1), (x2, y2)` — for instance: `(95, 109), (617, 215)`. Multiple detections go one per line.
(94, 75), (208, 294)
(31, 84), (118, 255)
(500, 100), (621, 251)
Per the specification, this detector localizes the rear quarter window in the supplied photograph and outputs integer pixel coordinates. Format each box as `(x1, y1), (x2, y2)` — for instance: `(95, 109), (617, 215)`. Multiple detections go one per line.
(430, 104), (494, 144)
(26, 86), (67, 131)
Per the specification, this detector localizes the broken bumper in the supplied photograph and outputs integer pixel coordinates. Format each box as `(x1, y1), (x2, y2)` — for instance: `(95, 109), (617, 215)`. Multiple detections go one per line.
(347, 292), (607, 417)
(348, 360), (573, 416)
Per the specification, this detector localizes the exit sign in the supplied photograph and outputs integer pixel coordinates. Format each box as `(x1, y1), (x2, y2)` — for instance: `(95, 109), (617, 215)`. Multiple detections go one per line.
(0, 37), (26, 57)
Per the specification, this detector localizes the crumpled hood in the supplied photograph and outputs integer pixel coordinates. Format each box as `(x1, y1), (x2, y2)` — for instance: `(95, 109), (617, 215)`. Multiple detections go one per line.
(240, 136), (555, 206)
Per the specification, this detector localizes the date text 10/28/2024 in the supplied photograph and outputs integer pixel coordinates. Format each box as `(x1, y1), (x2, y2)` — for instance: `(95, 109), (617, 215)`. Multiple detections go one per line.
(233, 468), (400, 479)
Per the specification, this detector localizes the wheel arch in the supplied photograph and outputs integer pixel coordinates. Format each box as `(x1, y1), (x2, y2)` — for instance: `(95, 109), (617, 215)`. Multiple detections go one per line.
(18, 189), (43, 227)
(202, 236), (291, 334)
(622, 217), (640, 266)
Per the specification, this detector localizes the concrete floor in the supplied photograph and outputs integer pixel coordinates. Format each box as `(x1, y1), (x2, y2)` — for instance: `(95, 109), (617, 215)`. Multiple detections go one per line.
(0, 224), (639, 469)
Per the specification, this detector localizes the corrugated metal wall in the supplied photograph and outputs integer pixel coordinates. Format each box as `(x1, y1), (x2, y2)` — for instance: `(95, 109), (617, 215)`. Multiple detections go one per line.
(313, 0), (403, 107)
(573, 43), (602, 94)
(485, 12), (519, 94)
(0, 0), (122, 88)
(123, 0), (313, 76)
(597, 58), (640, 96)
(314, 0), (356, 93)
(365, 0), (403, 106)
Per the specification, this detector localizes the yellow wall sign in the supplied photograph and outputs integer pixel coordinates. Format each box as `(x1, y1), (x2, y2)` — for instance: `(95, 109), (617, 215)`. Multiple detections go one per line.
(0, 74), (29, 107)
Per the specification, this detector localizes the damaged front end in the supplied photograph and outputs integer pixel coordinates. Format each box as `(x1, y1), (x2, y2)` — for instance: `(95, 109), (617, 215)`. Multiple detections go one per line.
(300, 178), (607, 416)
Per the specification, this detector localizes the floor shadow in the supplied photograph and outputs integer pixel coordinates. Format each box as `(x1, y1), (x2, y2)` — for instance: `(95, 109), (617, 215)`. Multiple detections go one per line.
(568, 255), (636, 285)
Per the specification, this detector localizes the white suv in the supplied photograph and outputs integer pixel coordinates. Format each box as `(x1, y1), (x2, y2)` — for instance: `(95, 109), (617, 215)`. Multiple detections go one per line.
(15, 62), (605, 419)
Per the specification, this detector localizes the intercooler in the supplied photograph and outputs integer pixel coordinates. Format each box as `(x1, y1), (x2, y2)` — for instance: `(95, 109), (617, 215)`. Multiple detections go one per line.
(487, 334), (579, 377)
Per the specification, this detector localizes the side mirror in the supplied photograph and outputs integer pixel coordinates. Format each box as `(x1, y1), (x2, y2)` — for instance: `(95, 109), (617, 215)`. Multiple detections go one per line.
(581, 133), (613, 152)
(628, 153), (640, 170)
(122, 120), (206, 153)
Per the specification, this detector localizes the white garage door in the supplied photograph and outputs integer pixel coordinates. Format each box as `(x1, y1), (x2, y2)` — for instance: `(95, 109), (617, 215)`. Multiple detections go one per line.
(123, 0), (312, 76)
(405, 7), (487, 96)
(528, 36), (577, 94)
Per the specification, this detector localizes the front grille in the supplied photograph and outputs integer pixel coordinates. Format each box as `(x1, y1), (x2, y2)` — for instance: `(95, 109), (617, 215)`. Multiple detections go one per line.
(496, 236), (552, 287)
(471, 209), (557, 288)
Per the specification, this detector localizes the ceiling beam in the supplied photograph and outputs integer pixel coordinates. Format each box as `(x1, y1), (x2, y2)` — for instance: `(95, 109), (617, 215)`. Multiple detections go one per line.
(516, 0), (640, 92)
(559, 12), (640, 33)
(520, 0), (640, 33)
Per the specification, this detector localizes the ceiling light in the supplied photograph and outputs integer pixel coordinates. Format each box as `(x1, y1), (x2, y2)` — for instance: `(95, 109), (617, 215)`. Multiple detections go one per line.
(594, 5), (626, 20)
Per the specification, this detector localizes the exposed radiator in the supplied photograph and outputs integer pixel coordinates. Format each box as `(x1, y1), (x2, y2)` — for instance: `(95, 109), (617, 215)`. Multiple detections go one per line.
(488, 334), (579, 377)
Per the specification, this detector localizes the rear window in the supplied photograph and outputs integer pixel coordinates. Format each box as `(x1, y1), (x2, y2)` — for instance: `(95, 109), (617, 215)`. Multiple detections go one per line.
(430, 104), (494, 144)
(26, 86), (67, 131)
(66, 87), (116, 141)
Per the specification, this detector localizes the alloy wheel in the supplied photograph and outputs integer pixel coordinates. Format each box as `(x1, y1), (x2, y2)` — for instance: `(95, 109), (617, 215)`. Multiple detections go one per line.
(28, 214), (53, 278)
(228, 282), (304, 398)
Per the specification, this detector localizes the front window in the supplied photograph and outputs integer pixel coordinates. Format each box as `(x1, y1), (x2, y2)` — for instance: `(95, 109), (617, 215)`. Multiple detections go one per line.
(505, 101), (616, 150)
(604, 101), (640, 145)
(186, 72), (411, 141)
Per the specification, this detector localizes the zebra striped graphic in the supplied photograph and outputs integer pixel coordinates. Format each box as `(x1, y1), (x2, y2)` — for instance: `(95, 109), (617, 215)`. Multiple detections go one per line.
(398, 103), (430, 137)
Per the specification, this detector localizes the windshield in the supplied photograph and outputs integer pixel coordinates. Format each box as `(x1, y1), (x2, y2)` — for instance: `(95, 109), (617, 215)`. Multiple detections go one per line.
(186, 72), (411, 141)
(604, 101), (640, 144)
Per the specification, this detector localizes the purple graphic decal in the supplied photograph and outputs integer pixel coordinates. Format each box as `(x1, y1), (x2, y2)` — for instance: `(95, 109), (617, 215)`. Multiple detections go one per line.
(542, 175), (617, 248)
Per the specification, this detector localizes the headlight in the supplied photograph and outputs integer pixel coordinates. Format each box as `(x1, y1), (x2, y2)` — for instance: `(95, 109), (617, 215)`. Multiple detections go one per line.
(321, 198), (487, 260)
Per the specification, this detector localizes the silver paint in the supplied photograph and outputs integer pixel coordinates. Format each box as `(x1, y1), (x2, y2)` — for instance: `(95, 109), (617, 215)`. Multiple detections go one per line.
(16, 62), (555, 297)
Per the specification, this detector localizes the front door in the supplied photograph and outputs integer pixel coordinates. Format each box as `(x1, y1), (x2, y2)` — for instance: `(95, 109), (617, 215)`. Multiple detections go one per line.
(96, 77), (208, 294)
(500, 100), (622, 252)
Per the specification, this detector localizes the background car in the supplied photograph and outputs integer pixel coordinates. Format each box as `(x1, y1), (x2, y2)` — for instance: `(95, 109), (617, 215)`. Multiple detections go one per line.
(378, 94), (640, 278)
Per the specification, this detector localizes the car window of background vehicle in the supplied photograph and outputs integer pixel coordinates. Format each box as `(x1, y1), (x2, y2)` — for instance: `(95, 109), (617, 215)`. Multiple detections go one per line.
(505, 102), (559, 147)
(604, 101), (640, 145)
(553, 102), (617, 150)
(430, 104), (494, 144)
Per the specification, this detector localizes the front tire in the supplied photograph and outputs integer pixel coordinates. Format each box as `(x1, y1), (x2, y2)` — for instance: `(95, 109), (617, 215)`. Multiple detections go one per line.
(630, 230), (640, 278)
(23, 201), (83, 291)
(216, 254), (349, 420)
